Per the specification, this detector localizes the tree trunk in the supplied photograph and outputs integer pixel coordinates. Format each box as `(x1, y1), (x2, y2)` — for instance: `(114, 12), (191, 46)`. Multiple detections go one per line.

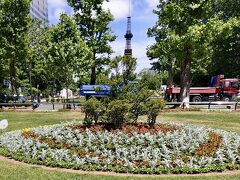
(90, 53), (96, 85)
(90, 66), (96, 85)
(10, 59), (17, 95)
(179, 45), (192, 107)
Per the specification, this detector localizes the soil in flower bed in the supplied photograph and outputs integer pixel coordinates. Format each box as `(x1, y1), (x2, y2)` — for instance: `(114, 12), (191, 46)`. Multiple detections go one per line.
(69, 122), (180, 135)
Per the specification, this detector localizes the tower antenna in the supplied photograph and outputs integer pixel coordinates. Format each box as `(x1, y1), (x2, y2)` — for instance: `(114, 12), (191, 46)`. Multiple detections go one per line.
(129, 0), (131, 17)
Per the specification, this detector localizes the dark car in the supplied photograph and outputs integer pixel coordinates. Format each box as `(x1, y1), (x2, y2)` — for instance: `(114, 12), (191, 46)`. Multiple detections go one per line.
(0, 94), (6, 103)
(0, 94), (26, 103)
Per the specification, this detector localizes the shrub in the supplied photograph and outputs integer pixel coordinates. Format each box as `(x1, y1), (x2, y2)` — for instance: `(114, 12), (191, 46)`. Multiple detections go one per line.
(83, 97), (101, 126)
(106, 99), (130, 129)
(146, 99), (165, 128)
(127, 87), (153, 122)
(82, 83), (165, 128)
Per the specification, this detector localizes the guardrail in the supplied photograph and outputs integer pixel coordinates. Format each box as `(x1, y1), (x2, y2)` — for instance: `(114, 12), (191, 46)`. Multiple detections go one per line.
(61, 102), (81, 110)
(47, 102), (82, 110)
(166, 101), (239, 110)
(0, 103), (38, 109)
(1, 101), (239, 111)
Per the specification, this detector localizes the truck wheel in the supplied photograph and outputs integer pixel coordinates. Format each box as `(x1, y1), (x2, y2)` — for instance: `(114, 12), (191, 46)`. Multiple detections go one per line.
(192, 96), (202, 102)
(222, 96), (230, 102)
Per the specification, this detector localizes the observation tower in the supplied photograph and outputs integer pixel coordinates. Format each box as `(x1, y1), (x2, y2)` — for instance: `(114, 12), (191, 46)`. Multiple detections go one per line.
(124, 0), (133, 56)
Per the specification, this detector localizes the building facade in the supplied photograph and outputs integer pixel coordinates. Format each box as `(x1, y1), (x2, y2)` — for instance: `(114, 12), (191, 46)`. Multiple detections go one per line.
(30, 0), (48, 24)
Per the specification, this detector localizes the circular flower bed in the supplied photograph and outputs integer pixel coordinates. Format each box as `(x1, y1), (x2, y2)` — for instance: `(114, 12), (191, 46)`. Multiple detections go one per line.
(0, 122), (240, 174)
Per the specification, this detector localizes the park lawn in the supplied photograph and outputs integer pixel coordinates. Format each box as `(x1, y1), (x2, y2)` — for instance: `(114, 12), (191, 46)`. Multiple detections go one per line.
(0, 111), (240, 180)
(1, 111), (240, 133)
(0, 112), (84, 133)
(158, 111), (240, 134)
(0, 156), (240, 180)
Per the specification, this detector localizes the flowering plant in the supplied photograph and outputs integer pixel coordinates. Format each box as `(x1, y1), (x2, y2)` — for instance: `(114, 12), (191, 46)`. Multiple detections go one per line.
(0, 122), (239, 174)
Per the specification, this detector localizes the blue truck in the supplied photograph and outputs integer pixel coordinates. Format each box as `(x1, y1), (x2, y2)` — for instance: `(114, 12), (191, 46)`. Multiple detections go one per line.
(80, 84), (112, 99)
(80, 81), (138, 99)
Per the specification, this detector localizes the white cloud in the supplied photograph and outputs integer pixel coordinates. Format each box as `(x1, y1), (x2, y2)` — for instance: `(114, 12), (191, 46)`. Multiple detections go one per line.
(103, 0), (131, 20)
(144, 0), (159, 9)
(48, 0), (68, 23)
(49, 0), (131, 23)
(48, 0), (67, 7)
(132, 40), (155, 72)
(53, 8), (66, 20)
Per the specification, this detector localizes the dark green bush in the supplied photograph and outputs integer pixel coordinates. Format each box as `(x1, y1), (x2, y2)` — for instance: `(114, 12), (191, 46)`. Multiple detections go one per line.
(82, 83), (166, 128)
(146, 99), (165, 128)
(128, 87), (153, 122)
(106, 99), (130, 128)
(83, 97), (101, 126)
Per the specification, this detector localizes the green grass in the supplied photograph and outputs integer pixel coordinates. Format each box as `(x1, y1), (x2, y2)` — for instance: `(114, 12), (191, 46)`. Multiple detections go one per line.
(0, 112), (84, 133)
(158, 111), (240, 133)
(0, 111), (240, 179)
(0, 160), (240, 180)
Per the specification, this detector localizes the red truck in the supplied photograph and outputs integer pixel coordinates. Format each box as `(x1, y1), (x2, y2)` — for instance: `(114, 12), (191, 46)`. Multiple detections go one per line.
(166, 75), (240, 102)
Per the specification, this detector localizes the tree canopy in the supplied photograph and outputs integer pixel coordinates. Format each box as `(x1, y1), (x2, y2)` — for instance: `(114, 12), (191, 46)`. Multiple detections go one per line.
(0, 0), (31, 94)
(147, 0), (240, 101)
(67, 0), (116, 85)
(43, 14), (92, 99)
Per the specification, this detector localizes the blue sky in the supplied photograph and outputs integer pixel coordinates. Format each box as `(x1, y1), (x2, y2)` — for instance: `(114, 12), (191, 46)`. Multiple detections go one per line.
(48, 0), (159, 72)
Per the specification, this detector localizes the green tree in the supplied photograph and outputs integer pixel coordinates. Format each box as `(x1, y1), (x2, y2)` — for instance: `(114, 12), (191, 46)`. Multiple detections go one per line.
(18, 19), (50, 97)
(0, 0), (31, 94)
(138, 70), (162, 91)
(44, 14), (92, 100)
(147, 28), (179, 87)
(122, 56), (137, 84)
(207, 0), (240, 78)
(148, 0), (213, 102)
(110, 56), (137, 85)
(67, 0), (116, 85)
(208, 19), (240, 78)
(213, 0), (240, 18)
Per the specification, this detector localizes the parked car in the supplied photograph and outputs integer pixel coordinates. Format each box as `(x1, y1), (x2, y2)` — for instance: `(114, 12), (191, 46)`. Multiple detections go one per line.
(0, 94), (26, 103)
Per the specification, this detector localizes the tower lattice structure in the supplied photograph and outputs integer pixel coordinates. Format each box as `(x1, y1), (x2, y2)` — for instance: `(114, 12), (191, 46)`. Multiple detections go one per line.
(124, 1), (133, 56)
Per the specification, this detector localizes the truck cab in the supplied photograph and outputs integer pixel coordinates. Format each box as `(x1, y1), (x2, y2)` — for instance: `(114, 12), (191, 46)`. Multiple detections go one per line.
(220, 78), (240, 101)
